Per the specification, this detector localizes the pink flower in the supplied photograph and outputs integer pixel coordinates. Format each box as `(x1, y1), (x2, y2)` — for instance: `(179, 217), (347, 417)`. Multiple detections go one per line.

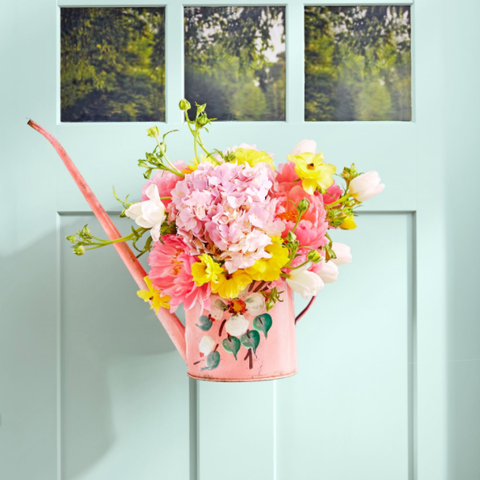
(141, 160), (187, 208)
(275, 163), (329, 249)
(148, 234), (210, 312)
(170, 162), (284, 273)
(322, 183), (343, 205)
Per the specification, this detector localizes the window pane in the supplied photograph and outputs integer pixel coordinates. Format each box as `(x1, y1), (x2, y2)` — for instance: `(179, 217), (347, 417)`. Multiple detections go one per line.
(61, 7), (165, 122)
(184, 6), (286, 121)
(305, 6), (411, 121)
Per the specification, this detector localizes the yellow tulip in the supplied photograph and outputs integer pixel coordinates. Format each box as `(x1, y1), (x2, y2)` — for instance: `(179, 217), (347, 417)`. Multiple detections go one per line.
(286, 152), (336, 195)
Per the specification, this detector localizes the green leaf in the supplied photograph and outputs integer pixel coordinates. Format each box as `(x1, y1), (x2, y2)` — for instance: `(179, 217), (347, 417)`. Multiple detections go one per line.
(222, 336), (241, 360)
(202, 350), (220, 370)
(253, 313), (272, 338)
(240, 330), (260, 354)
(196, 315), (213, 331)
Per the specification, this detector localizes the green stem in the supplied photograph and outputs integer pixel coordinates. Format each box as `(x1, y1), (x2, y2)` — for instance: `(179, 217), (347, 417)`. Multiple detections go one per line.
(288, 260), (310, 271)
(291, 211), (304, 233)
(326, 193), (350, 209)
(85, 229), (149, 249)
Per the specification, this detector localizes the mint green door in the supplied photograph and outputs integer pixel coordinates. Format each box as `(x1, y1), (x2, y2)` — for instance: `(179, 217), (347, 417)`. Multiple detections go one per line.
(1, 0), (479, 479)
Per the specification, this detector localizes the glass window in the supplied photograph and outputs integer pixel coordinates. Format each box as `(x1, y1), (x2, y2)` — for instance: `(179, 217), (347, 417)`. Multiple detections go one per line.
(61, 7), (165, 122)
(305, 6), (411, 121)
(184, 6), (286, 121)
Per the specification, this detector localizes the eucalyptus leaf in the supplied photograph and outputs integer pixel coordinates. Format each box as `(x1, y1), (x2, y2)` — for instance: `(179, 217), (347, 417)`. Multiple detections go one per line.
(202, 350), (220, 370)
(240, 330), (260, 354)
(222, 336), (241, 360)
(253, 313), (272, 338)
(196, 314), (213, 331)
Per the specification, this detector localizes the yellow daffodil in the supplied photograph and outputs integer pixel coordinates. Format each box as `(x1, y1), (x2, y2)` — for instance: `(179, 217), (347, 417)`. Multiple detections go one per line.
(340, 215), (357, 230)
(245, 237), (290, 281)
(137, 276), (170, 313)
(191, 254), (223, 286)
(286, 152), (336, 195)
(234, 149), (274, 169)
(211, 270), (252, 299)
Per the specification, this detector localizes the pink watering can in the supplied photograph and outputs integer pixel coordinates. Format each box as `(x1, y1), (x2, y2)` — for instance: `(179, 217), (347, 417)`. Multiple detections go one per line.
(29, 120), (316, 382)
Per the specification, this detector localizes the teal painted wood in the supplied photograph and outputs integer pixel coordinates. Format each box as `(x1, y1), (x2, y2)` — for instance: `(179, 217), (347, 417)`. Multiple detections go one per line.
(2, 0), (480, 479)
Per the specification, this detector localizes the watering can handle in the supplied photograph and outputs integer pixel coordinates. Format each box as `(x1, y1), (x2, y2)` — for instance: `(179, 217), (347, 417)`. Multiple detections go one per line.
(28, 120), (187, 363)
(295, 295), (317, 324)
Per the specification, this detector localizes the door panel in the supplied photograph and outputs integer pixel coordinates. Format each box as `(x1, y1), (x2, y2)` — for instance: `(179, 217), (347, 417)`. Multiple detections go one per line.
(60, 215), (189, 480)
(277, 213), (412, 480)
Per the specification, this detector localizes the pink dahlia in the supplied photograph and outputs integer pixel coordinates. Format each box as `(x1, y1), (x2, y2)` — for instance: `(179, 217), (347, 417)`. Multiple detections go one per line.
(170, 162), (284, 273)
(275, 162), (329, 249)
(141, 160), (187, 208)
(148, 234), (210, 312)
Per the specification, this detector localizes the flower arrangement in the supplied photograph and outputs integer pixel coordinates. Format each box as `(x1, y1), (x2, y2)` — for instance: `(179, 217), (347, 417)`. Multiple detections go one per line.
(65, 100), (384, 375)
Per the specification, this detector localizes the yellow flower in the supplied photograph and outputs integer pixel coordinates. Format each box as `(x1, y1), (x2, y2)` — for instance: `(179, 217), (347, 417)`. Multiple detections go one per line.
(137, 276), (170, 313)
(286, 152), (336, 195)
(191, 254), (223, 286)
(184, 155), (219, 173)
(340, 215), (357, 230)
(211, 270), (252, 299)
(245, 237), (290, 281)
(234, 149), (274, 169)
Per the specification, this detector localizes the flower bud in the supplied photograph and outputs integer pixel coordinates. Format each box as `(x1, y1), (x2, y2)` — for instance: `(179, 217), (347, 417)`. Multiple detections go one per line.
(331, 242), (352, 266)
(178, 99), (191, 111)
(196, 103), (206, 114)
(197, 113), (208, 127)
(287, 231), (297, 243)
(81, 225), (92, 238)
(159, 142), (166, 155)
(340, 215), (357, 230)
(317, 260), (339, 284)
(66, 235), (77, 244)
(147, 126), (160, 138)
(73, 245), (85, 256)
(307, 250), (322, 263)
(349, 171), (385, 202)
(296, 198), (310, 215)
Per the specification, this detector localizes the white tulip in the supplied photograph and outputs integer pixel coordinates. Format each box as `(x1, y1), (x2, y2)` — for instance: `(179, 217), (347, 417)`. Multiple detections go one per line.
(209, 296), (228, 321)
(225, 314), (250, 337)
(317, 260), (338, 284)
(244, 293), (266, 317)
(289, 139), (317, 155)
(125, 184), (166, 242)
(349, 171), (385, 202)
(199, 335), (216, 356)
(331, 242), (352, 266)
(286, 265), (324, 299)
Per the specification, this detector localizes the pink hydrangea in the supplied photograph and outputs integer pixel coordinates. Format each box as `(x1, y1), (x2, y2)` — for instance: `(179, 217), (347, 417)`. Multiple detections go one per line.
(170, 162), (284, 273)
(141, 160), (187, 208)
(275, 162), (329, 249)
(148, 234), (210, 312)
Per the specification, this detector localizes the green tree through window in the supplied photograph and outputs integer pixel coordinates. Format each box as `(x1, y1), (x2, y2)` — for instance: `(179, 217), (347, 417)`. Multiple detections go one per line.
(305, 6), (411, 121)
(61, 7), (165, 122)
(184, 7), (286, 121)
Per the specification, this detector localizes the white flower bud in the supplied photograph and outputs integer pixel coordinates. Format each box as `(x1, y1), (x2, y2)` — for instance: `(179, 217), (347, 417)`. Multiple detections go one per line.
(349, 171), (385, 202)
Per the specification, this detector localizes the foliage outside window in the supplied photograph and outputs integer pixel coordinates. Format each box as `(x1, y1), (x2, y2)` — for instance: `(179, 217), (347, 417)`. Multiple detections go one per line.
(305, 6), (411, 122)
(61, 7), (165, 122)
(185, 6), (286, 121)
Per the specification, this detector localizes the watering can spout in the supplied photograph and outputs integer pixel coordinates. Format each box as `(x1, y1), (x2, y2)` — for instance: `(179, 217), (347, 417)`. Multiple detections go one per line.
(28, 120), (187, 363)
